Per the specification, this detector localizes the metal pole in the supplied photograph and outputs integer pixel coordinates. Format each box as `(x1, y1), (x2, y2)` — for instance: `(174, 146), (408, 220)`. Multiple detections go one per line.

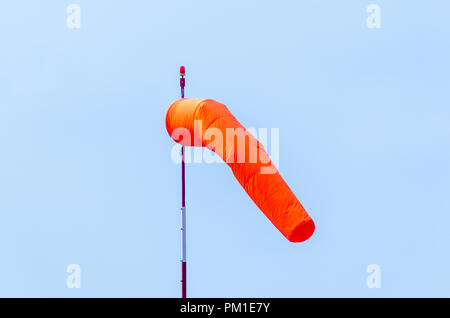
(179, 66), (187, 298)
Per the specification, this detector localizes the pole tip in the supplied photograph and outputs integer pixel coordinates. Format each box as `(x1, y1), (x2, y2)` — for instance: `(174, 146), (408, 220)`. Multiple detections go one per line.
(180, 66), (185, 76)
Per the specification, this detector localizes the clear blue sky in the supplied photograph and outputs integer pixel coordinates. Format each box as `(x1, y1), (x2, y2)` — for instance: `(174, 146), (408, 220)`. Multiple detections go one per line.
(0, 1), (449, 297)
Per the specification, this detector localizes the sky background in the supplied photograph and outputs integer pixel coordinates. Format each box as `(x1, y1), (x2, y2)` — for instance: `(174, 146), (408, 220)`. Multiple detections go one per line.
(0, 1), (449, 297)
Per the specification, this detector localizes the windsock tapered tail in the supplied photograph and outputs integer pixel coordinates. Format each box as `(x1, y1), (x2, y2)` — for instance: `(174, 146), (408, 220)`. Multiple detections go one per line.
(166, 98), (315, 242)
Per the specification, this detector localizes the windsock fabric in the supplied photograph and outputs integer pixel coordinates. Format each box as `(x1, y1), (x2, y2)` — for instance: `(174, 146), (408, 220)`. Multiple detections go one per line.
(165, 98), (314, 242)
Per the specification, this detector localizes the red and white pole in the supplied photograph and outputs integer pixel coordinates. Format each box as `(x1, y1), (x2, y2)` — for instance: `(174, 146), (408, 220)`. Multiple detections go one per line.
(179, 66), (187, 298)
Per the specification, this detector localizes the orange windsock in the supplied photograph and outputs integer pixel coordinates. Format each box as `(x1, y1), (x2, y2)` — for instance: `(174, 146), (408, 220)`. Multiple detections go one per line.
(165, 98), (315, 242)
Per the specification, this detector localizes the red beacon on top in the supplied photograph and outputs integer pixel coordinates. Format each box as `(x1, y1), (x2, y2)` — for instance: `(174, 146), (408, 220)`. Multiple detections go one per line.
(179, 66), (186, 97)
